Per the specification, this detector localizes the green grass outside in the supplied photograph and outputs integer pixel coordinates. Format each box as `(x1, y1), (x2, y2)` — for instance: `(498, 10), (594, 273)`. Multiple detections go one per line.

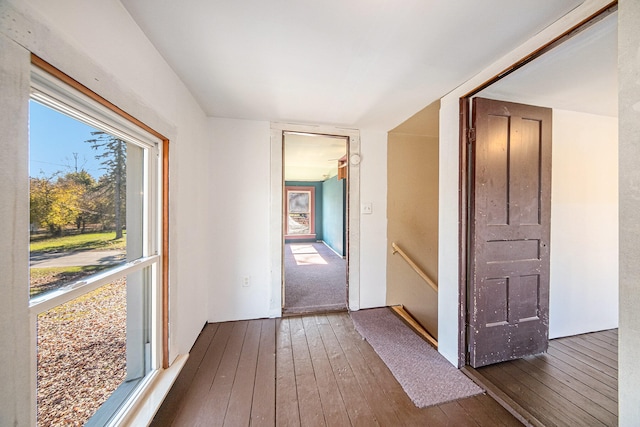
(30, 265), (108, 280)
(30, 231), (126, 253)
(30, 265), (113, 297)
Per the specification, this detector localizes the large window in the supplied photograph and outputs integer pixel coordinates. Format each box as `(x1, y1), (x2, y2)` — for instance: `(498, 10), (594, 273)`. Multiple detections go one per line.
(29, 65), (163, 426)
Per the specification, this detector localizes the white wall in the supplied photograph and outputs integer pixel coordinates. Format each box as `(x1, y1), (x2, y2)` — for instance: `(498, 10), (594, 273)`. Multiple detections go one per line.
(438, 0), (614, 366)
(550, 109), (618, 338)
(0, 28), (32, 427)
(209, 122), (388, 321)
(618, 0), (640, 423)
(437, 98), (463, 365)
(208, 118), (272, 322)
(358, 130), (389, 308)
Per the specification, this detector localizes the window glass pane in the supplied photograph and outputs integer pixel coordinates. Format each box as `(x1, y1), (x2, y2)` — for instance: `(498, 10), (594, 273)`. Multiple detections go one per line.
(287, 190), (311, 234)
(36, 264), (153, 426)
(288, 213), (310, 234)
(29, 100), (145, 299)
(37, 280), (127, 426)
(288, 191), (310, 213)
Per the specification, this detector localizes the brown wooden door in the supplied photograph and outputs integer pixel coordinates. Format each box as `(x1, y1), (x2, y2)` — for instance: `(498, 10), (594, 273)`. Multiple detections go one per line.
(468, 97), (552, 368)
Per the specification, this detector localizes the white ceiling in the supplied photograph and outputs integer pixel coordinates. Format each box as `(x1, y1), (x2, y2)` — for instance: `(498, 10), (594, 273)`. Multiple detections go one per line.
(120, 0), (585, 130)
(479, 12), (617, 117)
(284, 133), (347, 181)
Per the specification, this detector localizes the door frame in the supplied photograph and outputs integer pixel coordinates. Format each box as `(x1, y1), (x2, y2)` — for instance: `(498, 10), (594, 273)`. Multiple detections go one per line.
(457, 3), (617, 367)
(269, 123), (361, 318)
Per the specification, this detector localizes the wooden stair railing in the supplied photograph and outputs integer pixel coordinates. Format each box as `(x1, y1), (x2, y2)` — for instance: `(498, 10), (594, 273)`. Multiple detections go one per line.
(390, 242), (438, 348)
(391, 305), (438, 349)
(391, 242), (438, 292)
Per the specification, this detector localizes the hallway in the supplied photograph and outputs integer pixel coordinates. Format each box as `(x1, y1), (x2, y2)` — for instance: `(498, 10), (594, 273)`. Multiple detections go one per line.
(283, 242), (347, 315)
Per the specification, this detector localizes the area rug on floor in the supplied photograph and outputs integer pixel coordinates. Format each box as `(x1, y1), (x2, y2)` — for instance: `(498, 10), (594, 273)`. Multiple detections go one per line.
(351, 307), (484, 408)
(284, 242), (347, 313)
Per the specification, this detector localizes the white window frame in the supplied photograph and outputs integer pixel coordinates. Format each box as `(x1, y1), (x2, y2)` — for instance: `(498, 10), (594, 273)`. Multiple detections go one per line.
(28, 65), (164, 426)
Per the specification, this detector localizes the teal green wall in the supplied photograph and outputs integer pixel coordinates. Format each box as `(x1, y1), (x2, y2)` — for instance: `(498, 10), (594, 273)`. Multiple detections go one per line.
(322, 176), (345, 256)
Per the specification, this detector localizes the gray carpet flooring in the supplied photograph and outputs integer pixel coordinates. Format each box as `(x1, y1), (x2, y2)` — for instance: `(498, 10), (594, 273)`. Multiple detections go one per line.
(351, 307), (484, 408)
(284, 242), (347, 314)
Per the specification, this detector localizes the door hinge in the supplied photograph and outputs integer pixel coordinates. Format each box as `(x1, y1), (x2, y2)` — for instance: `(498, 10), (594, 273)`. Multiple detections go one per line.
(467, 128), (476, 143)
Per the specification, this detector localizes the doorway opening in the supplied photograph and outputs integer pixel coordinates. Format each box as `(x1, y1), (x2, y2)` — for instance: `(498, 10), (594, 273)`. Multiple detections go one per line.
(282, 132), (348, 315)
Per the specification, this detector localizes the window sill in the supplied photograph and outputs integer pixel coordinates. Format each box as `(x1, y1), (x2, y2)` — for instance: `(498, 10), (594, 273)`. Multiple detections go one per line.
(285, 234), (317, 240)
(110, 354), (188, 426)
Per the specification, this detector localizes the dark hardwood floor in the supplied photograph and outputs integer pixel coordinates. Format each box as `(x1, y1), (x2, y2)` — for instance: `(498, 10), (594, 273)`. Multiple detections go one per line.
(466, 329), (618, 427)
(151, 312), (520, 426)
(150, 313), (618, 427)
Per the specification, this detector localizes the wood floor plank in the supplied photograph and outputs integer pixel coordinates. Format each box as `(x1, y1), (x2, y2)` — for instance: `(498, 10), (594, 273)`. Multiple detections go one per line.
(325, 312), (404, 426)
(150, 323), (217, 426)
(478, 363), (573, 427)
(457, 395), (522, 427)
(584, 333), (619, 353)
(592, 330), (618, 348)
(463, 366), (545, 427)
(499, 361), (606, 426)
(331, 313), (445, 426)
(523, 354), (617, 413)
(513, 358), (617, 425)
(224, 320), (262, 427)
(550, 340), (618, 379)
(438, 401), (479, 427)
(545, 345), (618, 390)
(315, 313), (379, 426)
(532, 351), (617, 401)
(565, 335), (618, 365)
(413, 406), (453, 427)
(194, 321), (249, 426)
(454, 397), (499, 427)
(172, 322), (235, 426)
(251, 319), (276, 427)
(470, 393), (525, 427)
(289, 316), (325, 427)
(275, 318), (301, 427)
(300, 316), (351, 426)
(591, 330), (617, 342)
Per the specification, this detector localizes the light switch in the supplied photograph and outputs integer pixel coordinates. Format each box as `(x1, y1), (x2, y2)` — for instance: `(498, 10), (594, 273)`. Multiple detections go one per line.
(362, 202), (373, 214)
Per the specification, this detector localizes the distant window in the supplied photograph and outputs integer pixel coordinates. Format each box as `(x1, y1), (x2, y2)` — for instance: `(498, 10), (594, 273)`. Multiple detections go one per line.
(285, 186), (315, 238)
(29, 65), (162, 426)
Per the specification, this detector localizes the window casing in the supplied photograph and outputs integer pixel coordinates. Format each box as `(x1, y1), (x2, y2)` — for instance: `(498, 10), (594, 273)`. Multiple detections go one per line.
(285, 186), (316, 239)
(29, 65), (164, 426)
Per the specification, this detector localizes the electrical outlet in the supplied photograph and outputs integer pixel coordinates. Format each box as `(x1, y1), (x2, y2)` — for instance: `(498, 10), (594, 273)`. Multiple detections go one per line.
(361, 202), (373, 214)
(242, 276), (251, 287)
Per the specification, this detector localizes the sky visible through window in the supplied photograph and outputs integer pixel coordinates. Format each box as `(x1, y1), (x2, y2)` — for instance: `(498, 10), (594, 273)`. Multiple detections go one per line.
(29, 100), (103, 179)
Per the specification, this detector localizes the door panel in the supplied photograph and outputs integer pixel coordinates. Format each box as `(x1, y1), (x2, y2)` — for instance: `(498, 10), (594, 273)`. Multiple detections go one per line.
(468, 97), (552, 368)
